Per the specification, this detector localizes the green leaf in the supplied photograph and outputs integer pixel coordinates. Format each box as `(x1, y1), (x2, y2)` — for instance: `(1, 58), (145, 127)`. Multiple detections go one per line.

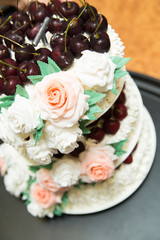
(29, 160), (55, 173)
(84, 90), (106, 106)
(85, 105), (103, 121)
(22, 176), (36, 206)
(62, 192), (68, 206)
(110, 56), (130, 69)
(15, 85), (29, 99)
(0, 95), (15, 110)
(114, 69), (128, 80)
(0, 95), (15, 102)
(54, 204), (63, 216)
(110, 139), (127, 157)
(27, 176), (36, 189)
(79, 120), (91, 134)
(0, 100), (14, 109)
(47, 57), (61, 74)
(33, 118), (44, 145)
(27, 75), (44, 85)
(110, 77), (117, 95)
(37, 60), (49, 76)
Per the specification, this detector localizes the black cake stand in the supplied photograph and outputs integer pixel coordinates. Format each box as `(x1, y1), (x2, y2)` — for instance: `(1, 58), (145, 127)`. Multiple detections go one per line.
(0, 72), (160, 240)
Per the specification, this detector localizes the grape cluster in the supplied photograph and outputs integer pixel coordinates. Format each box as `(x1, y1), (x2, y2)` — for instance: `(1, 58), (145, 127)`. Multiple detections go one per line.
(86, 90), (128, 142)
(0, 0), (111, 95)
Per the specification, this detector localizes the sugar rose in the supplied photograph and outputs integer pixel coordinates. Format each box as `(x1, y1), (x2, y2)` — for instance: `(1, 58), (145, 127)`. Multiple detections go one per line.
(36, 168), (59, 192)
(31, 183), (62, 209)
(80, 145), (116, 183)
(32, 72), (89, 128)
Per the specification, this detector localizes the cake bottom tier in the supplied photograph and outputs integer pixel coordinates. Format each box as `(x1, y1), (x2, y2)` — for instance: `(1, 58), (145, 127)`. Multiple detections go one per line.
(0, 106), (156, 217)
(63, 106), (156, 214)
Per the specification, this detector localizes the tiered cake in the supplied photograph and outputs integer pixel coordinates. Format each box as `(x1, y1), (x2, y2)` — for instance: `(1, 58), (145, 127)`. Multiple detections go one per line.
(0, 0), (156, 218)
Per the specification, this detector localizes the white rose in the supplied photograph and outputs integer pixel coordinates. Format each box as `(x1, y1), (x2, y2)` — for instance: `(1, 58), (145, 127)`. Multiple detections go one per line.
(4, 164), (30, 197)
(25, 136), (57, 165)
(27, 201), (54, 218)
(51, 157), (80, 187)
(7, 95), (40, 134)
(0, 110), (24, 148)
(44, 122), (82, 154)
(71, 50), (116, 92)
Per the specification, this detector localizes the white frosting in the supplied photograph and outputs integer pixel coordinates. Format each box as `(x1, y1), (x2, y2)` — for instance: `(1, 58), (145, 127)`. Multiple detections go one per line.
(4, 164), (30, 197)
(107, 25), (125, 57)
(51, 157), (80, 188)
(7, 95), (40, 134)
(24, 136), (57, 165)
(27, 201), (55, 218)
(70, 50), (116, 92)
(44, 122), (82, 154)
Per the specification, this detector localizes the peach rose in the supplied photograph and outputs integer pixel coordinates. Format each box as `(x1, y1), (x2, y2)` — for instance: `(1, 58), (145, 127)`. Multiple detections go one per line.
(31, 183), (62, 209)
(80, 145), (116, 183)
(36, 168), (59, 192)
(32, 72), (89, 128)
(0, 157), (7, 176)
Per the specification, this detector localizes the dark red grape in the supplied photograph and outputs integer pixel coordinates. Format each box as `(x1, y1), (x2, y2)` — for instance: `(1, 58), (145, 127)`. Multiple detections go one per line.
(70, 34), (90, 58)
(18, 61), (40, 83)
(12, 10), (29, 21)
(87, 127), (105, 142)
(50, 33), (70, 49)
(58, 1), (79, 18)
(124, 155), (133, 164)
(51, 45), (74, 70)
(90, 31), (110, 53)
(63, 17), (84, 36)
(32, 8), (49, 22)
(12, 17), (30, 33)
(26, 22), (41, 40)
(103, 119), (120, 134)
(70, 142), (85, 157)
(48, 18), (64, 34)
(0, 44), (10, 59)
(116, 91), (126, 104)
(84, 14), (108, 34)
(15, 44), (35, 63)
(79, 5), (97, 22)
(0, 58), (18, 77)
(33, 48), (51, 63)
(113, 104), (127, 120)
(4, 75), (22, 95)
(4, 30), (24, 49)
(28, 1), (46, 16)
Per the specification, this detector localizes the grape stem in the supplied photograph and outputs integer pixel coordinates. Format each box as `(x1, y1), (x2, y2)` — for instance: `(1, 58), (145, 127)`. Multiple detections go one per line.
(0, 69), (7, 83)
(0, 60), (26, 73)
(64, 3), (87, 52)
(0, 35), (24, 48)
(0, 16), (12, 30)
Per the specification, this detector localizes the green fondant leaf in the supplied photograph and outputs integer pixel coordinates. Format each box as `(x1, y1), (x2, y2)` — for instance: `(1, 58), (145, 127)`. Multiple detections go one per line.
(0, 95), (15, 102)
(15, 84), (29, 99)
(84, 90), (106, 106)
(29, 160), (55, 173)
(54, 204), (63, 216)
(110, 139), (127, 157)
(47, 57), (61, 74)
(62, 192), (68, 206)
(0, 95), (15, 110)
(110, 56), (130, 69)
(37, 60), (48, 76)
(79, 120), (91, 135)
(27, 75), (44, 85)
(110, 77), (117, 95)
(114, 69), (128, 80)
(33, 118), (44, 145)
(85, 105), (103, 121)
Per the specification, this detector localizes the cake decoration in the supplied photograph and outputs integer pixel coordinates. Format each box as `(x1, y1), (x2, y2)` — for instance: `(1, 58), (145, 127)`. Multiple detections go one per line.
(0, 0), (156, 218)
